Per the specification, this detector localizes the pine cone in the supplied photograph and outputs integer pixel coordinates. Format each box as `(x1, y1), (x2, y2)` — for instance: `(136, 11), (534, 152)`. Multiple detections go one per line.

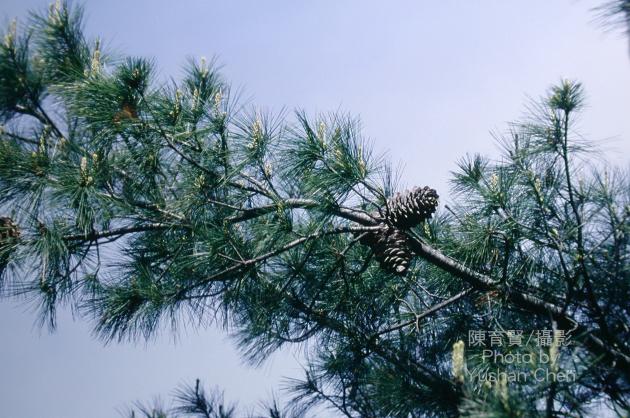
(379, 228), (412, 274)
(386, 186), (439, 229)
(113, 102), (138, 123)
(358, 224), (412, 275)
(0, 217), (19, 241)
(0, 217), (20, 274)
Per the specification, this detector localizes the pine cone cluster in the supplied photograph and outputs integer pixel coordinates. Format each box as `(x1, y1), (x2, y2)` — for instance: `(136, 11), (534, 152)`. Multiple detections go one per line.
(0, 217), (20, 273)
(386, 186), (438, 229)
(357, 186), (438, 275)
(359, 226), (412, 275)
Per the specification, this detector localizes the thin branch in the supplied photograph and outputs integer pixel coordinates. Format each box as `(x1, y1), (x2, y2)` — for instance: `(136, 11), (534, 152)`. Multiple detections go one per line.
(186, 225), (381, 289)
(227, 198), (317, 222)
(1, 131), (40, 145)
(377, 288), (473, 336)
(63, 223), (177, 242)
(228, 198), (378, 226)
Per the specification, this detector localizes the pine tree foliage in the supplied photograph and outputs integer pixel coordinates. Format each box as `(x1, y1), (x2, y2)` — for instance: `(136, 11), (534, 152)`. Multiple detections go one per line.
(597, 1), (630, 34)
(596, 0), (630, 54)
(125, 379), (298, 418)
(1, 3), (629, 417)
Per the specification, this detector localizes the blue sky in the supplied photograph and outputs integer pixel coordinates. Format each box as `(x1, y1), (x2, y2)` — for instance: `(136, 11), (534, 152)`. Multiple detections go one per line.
(1, 1), (629, 417)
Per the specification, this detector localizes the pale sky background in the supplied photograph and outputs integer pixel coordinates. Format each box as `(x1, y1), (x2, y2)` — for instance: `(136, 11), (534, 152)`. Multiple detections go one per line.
(1, 1), (629, 417)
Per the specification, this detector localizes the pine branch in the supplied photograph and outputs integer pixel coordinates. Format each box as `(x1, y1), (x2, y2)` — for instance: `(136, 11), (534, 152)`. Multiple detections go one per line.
(405, 232), (630, 376)
(63, 223), (179, 242)
(227, 198), (378, 225)
(182, 225), (381, 290)
(260, 269), (461, 405)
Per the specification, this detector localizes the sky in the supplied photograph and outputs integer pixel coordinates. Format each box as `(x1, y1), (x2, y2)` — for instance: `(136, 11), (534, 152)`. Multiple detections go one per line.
(1, 1), (629, 417)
